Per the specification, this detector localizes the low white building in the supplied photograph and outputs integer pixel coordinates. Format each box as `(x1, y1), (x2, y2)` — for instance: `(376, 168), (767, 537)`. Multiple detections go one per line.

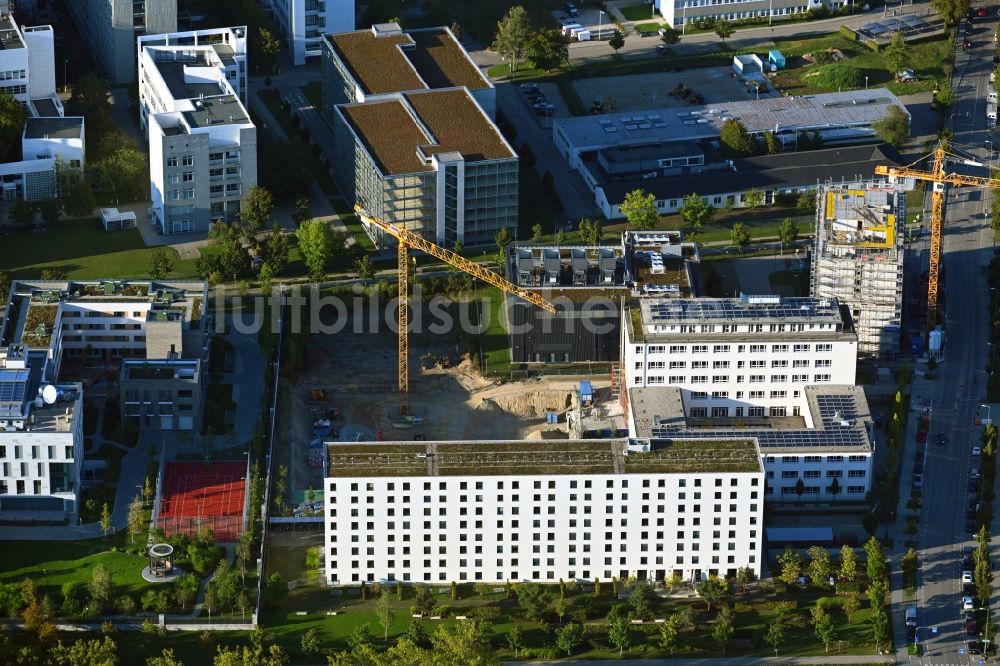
(624, 295), (857, 418)
(138, 27), (256, 235)
(0, 116), (84, 202)
(264, 0), (353, 65)
(324, 438), (764, 586)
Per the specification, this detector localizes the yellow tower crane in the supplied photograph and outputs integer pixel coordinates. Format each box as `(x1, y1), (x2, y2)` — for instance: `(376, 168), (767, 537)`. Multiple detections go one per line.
(875, 144), (1000, 329)
(355, 205), (557, 394)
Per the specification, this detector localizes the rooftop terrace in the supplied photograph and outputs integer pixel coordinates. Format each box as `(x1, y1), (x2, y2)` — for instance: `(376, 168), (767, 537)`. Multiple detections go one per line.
(0, 14), (24, 50)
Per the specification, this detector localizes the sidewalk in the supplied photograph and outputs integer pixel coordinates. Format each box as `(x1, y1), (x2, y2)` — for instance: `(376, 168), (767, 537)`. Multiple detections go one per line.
(516, 656), (895, 665)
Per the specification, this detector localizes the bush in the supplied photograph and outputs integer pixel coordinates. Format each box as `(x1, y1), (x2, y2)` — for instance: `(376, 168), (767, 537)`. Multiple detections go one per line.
(813, 63), (862, 90)
(430, 605), (451, 617)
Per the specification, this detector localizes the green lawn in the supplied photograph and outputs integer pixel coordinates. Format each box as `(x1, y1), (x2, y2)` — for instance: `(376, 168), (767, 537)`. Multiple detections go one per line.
(0, 219), (200, 280)
(620, 2), (657, 20)
(635, 22), (664, 35)
(0, 538), (151, 606)
(476, 286), (511, 376)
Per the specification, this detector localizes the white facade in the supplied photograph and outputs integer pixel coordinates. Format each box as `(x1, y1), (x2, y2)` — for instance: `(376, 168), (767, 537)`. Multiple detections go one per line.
(266, 0), (353, 65)
(654, 0), (840, 27)
(624, 296), (857, 418)
(324, 440), (764, 586)
(22, 24), (54, 104)
(0, 375), (83, 517)
(137, 28), (256, 235)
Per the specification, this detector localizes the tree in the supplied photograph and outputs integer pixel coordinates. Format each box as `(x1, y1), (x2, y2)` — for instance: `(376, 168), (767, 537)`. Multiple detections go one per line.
(0, 91), (27, 162)
(815, 612), (837, 652)
(744, 188), (765, 208)
(506, 624), (525, 657)
(493, 6), (532, 78)
(515, 582), (548, 621)
(609, 29), (626, 56)
(777, 546), (803, 586)
(629, 580), (653, 619)
(813, 63), (862, 90)
(65, 178), (97, 218)
(579, 217), (603, 245)
(796, 191), (816, 213)
(298, 218), (334, 281)
(730, 222), (751, 251)
(147, 248), (174, 280)
(714, 19), (734, 43)
(608, 615), (631, 656)
(713, 607), (735, 654)
(873, 106), (910, 146)
(620, 188), (659, 230)
(765, 619), (785, 656)
(555, 229), (567, 244)
(864, 536), (887, 583)
(659, 614), (680, 654)
(808, 546), (833, 586)
(883, 31), (910, 75)
(696, 576), (729, 612)
(259, 225), (289, 275)
(778, 218), (799, 253)
(525, 28), (568, 71)
(354, 255), (375, 281)
(241, 186), (274, 235)
(554, 596), (568, 623)
(719, 119), (754, 157)
(839, 545), (857, 582)
(48, 636), (119, 666)
(495, 227), (513, 250)
(764, 131), (782, 155)
(375, 589), (395, 642)
(39, 198), (61, 225)
(735, 566), (758, 592)
(99, 502), (112, 536)
(931, 0), (970, 26)
(147, 648), (185, 666)
(429, 619), (497, 666)
(680, 193), (714, 233)
(660, 27), (681, 45)
(556, 622), (584, 656)
(8, 198), (33, 227)
(841, 593), (861, 619)
(531, 223), (543, 242)
(126, 495), (145, 546)
(256, 27), (281, 73)
(89, 564), (115, 612)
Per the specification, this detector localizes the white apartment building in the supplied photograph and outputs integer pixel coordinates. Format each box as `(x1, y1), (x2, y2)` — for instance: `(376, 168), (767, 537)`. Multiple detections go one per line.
(628, 384), (875, 502)
(324, 438), (764, 586)
(264, 0), (353, 65)
(654, 0), (843, 28)
(0, 280), (208, 383)
(0, 10), (60, 115)
(0, 349), (83, 518)
(137, 27), (256, 235)
(66, 0), (176, 83)
(811, 184), (905, 356)
(624, 296), (857, 418)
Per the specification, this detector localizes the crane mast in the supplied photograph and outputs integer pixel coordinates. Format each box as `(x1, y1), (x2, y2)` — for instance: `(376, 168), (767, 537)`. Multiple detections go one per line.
(355, 205), (556, 394)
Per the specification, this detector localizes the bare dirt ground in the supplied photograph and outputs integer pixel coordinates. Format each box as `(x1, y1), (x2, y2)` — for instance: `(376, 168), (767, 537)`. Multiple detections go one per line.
(572, 69), (781, 114)
(283, 324), (608, 496)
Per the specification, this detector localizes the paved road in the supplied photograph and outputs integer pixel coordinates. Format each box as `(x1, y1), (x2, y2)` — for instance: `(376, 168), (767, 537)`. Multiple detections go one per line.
(894, 15), (999, 664)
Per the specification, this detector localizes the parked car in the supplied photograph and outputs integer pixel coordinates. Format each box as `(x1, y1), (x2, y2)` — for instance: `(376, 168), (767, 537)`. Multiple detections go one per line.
(519, 83), (539, 92)
(896, 69), (918, 82)
(656, 44), (667, 55)
(912, 473), (924, 489)
(964, 38), (972, 50)
(979, 6), (987, 17)
(964, 596), (976, 611)
(532, 101), (555, 112)
(972, 446), (982, 456)
(963, 570), (974, 584)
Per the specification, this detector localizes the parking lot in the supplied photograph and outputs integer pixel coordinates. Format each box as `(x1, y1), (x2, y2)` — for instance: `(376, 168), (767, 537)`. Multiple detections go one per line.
(571, 68), (781, 114)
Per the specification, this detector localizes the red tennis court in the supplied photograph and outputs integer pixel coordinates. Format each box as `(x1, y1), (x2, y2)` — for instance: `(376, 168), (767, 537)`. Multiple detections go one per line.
(157, 461), (246, 542)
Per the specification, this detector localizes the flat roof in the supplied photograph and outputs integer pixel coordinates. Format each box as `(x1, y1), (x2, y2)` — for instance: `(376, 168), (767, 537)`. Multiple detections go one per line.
(24, 117), (83, 140)
(182, 95), (249, 128)
(327, 27), (488, 96)
(629, 385), (873, 452)
(639, 296), (845, 327)
(596, 143), (905, 204)
(556, 89), (908, 150)
(0, 15), (24, 49)
(340, 89), (513, 176)
(154, 56), (221, 101)
(327, 438), (761, 477)
(30, 98), (60, 118)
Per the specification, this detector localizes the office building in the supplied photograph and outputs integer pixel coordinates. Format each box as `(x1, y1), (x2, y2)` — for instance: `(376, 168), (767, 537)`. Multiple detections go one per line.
(137, 27), (256, 235)
(0, 280), (208, 383)
(623, 296), (857, 417)
(655, 0), (847, 29)
(264, 0), (353, 65)
(119, 358), (202, 431)
(0, 367), (83, 518)
(811, 183), (905, 356)
(66, 0), (177, 83)
(324, 437), (764, 585)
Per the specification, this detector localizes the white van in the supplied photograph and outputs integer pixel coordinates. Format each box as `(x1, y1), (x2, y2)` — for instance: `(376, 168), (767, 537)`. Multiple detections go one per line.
(989, 83), (998, 103)
(988, 103), (998, 121)
(575, 29), (592, 41)
(561, 22), (583, 36)
(905, 606), (917, 627)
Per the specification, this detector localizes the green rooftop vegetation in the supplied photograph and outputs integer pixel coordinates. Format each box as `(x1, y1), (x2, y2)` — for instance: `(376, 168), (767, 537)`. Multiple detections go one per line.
(327, 443), (430, 478)
(21, 303), (57, 348)
(436, 441), (615, 476)
(629, 306), (643, 343)
(622, 439), (761, 474)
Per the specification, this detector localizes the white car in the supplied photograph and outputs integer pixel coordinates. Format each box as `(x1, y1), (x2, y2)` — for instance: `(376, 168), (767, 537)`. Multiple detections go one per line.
(964, 596), (976, 610)
(963, 570), (974, 584)
(896, 69), (918, 82)
(972, 446), (982, 456)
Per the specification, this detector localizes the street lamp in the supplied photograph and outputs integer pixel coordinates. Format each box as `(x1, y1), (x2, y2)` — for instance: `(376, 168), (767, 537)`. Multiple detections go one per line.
(979, 605), (993, 659)
(982, 403), (992, 426)
(63, 60), (68, 94)
(598, 10), (606, 39)
(865, 75), (869, 90)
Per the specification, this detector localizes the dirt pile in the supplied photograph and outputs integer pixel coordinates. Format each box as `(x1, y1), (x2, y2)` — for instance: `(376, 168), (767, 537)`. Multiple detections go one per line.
(477, 390), (573, 419)
(525, 428), (569, 440)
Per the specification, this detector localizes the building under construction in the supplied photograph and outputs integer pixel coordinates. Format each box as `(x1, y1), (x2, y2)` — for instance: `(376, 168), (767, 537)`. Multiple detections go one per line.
(810, 183), (905, 356)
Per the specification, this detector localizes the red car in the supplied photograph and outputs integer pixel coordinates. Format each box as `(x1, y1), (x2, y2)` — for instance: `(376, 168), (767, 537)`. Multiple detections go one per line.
(917, 430), (928, 443)
(978, 6), (987, 17)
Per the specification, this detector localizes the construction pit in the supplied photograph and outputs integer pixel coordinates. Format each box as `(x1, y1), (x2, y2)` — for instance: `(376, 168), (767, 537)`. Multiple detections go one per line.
(281, 310), (612, 498)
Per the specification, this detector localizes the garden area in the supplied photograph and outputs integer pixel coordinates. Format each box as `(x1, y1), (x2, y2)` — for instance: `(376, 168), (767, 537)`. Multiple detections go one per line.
(252, 538), (895, 663)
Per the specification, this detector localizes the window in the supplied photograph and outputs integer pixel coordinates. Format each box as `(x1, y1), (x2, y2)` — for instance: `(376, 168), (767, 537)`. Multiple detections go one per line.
(691, 361), (708, 369)
(793, 344), (811, 352)
(692, 345), (708, 353)
(816, 344), (832, 352)
(848, 469), (866, 478)
(792, 374), (809, 382)
(771, 360), (788, 368)
(669, 345), (686, 353)
(770, 375), (787, 383)
(749, 344), (766, 353)
(713, 361), (729, 369)
(182, 171), (194, 182)
(749, 390), (764, 399)
(713, 345), (730, 353)
(691, 391), (707, 400)
(166, 157), (178, 167)
(772, 344), (789, 353)
(749, 374), (764, 383)
(793, 359), (810, 368)
(770, 390), (787, 399)
(814, 374), (831, 382)
(182, 155), (194, 166)
(691, 376), (708, 384)
(669, 361), (686, 369)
